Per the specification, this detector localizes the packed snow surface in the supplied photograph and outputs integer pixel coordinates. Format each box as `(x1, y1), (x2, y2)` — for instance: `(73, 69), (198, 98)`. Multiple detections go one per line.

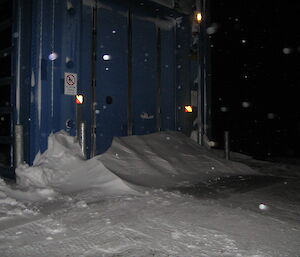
(0, 131), (299, 256)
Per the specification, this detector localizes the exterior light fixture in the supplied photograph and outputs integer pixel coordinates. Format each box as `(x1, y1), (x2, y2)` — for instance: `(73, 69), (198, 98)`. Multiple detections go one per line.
(196, 12), (202, 23)
(76, 94), (84, 104)
(184, 105), (193, 113)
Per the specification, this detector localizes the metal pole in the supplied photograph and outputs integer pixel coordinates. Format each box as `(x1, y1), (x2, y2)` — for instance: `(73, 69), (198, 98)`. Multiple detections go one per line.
(197, 0), (204, 146)
(79, 122), (86, 158)
(14, 124), (24, 167)
(224, 130), (230, 160)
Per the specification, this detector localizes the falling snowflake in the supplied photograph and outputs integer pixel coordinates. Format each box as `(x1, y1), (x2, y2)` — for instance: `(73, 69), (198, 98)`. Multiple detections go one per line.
(282, 48), (292, 54)
(242, 102), (251, 108)
(102, 54), (111, 61)
(206, 23), (218, 35)
(259, 203), (269, 211)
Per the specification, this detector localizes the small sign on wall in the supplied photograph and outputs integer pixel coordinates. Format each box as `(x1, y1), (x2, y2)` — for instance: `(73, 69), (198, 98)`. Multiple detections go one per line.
(64, 72), (77, 95)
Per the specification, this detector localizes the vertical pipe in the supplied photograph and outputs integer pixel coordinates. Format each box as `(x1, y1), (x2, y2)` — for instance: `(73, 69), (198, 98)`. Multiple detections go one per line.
(204, 0), (212, 140)
(224, 130), (230, 160)
(14, 124), (24, 167)
(79, 122), (86, 158)
(197, 22), (204, 145)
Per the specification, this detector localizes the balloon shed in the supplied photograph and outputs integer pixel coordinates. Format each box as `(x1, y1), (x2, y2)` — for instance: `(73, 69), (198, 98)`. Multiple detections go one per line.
(0, 0), (211, 178)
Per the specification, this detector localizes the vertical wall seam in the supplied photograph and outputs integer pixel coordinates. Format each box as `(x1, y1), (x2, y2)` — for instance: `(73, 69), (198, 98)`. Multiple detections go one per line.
(51, 0), (55, 124)
(15, 0), (22, 125)
(156, 26), (161, 131)
(127, 8), (133, 136)
(37, 0), (44, 130)
(90, 0), (97, 157)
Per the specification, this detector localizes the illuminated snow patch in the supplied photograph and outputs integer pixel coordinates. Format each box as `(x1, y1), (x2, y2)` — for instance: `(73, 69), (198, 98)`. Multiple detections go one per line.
(259, 203), (269, 211)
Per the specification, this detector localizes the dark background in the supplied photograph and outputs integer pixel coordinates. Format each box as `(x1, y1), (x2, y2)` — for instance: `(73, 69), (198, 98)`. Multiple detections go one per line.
(210, 0), (300, 160)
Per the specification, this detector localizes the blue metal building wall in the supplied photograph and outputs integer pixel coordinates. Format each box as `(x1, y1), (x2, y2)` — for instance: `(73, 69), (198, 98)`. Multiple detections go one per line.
(160, 27), (176, 131)
(79, 0), (93, 158)
(95, 2), (129, 154)
(28, 0), (81, 163)
(16, 0), (198, 164)
(175, 16), (192, 134)
(131, 10), (157, 135)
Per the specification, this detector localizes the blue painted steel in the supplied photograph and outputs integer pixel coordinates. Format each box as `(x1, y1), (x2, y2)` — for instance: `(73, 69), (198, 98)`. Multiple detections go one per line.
(12, 0), (199, 165)
(28, 0), (79, 163)
(79, 2), (93, 158)
(95, 2), (129, 154)
(132, 10), (157, 135)
(39, 0), (54, 156)
(175, 15), (192, 134)
(160, 26), (176, 131)
(53, 0), (80, 135)
(29, 0), (42, 162)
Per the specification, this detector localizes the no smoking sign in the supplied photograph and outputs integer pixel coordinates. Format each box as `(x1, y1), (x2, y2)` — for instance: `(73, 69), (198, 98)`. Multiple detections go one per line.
(64, 72), (78, 95)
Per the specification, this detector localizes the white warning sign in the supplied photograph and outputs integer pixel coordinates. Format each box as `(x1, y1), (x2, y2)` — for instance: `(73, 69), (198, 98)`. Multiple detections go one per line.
(64, 72), (78, 95)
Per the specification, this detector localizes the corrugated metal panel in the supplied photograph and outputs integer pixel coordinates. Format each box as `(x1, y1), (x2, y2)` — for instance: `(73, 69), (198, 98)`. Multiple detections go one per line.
(132, 11), (157, 135)
(28, 0), (80, 162)
(12, 0), (207, 163)
(95, 1), (129, 154)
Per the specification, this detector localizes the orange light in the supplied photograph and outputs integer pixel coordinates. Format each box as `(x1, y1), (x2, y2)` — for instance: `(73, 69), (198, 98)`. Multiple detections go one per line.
(76, 94), (84, 104)
(196, 12), (202, 23)
(184, 105), (193, 113)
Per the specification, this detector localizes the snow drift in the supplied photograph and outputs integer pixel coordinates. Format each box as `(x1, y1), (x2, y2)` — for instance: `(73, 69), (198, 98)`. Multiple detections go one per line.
(2, 130), (257, 203)
(15, 131), (136, 196)
(98, 131), (257, 188)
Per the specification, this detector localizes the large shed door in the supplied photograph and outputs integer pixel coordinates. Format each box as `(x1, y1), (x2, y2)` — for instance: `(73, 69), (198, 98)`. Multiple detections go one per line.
(95, 2), (129, 154)
(131, 11), (157, 135)
(94, 1), (176, 154)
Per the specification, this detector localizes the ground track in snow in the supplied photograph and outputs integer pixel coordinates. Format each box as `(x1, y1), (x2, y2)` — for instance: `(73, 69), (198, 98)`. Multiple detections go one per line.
(0, 190), (279, 257)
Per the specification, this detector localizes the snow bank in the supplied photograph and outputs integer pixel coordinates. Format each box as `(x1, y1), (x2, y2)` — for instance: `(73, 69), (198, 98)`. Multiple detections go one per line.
(15, 131), (136, 196)
(2, 130), (257, 206)
(98, 131), (258, 188)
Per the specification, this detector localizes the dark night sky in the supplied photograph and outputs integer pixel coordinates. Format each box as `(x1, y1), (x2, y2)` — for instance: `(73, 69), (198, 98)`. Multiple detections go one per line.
(210, 1), (300, 159)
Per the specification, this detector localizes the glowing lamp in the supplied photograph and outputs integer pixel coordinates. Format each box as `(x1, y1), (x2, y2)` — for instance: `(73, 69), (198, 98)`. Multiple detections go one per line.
(196, 12), (202, 23)
(184, 105), (193, 113)
(76, 94), (84, 104)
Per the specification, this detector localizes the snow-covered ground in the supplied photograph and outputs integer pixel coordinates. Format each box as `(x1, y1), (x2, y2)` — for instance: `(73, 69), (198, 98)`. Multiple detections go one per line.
(0, 131), (299, 257)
